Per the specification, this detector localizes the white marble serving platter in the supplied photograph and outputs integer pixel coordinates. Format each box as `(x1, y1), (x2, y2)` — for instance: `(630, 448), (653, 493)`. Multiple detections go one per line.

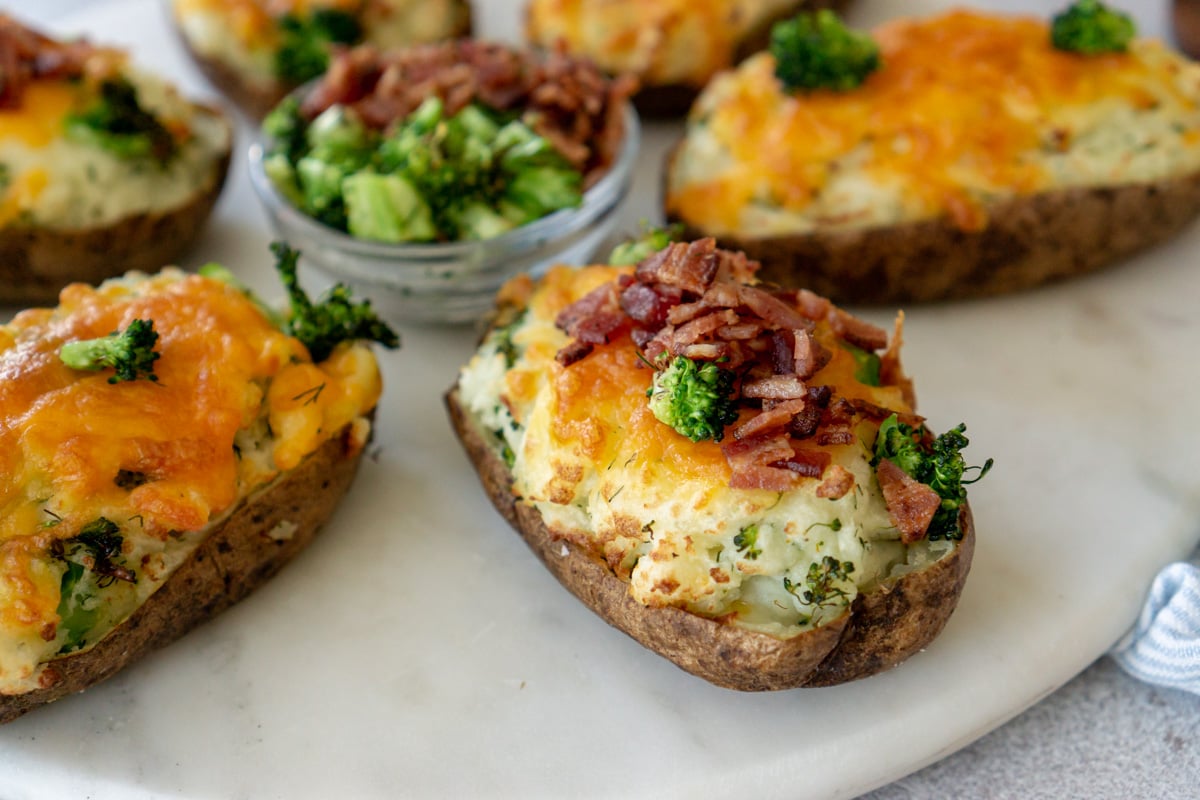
(0, 1), (1197, 798)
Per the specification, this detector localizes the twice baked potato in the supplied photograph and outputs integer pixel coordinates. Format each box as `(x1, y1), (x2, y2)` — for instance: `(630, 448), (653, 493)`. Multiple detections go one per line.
(664, 8), (1200, 303)
(169, 0), (473, 118)
(447, 237), (988, 690)
(0, 15), (232, 306)
(0, 256), (395, 722)
(525, 0), (849, 115)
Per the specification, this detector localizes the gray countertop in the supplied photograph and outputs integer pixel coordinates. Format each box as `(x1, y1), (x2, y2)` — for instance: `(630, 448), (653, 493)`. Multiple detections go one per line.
(6, 0), (1200, 796)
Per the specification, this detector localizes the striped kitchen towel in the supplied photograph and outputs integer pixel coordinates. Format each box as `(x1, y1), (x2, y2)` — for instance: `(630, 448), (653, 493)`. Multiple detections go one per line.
(1111, 551), (1200, 694)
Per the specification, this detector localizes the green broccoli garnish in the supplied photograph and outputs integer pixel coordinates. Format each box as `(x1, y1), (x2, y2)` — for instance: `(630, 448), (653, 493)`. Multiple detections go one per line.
(59, 319), (161, 384)
(840, 342), (881, 386)
(51, 517), (135, 653)
(873, 414), (993, 540)
(271, 242), (399, 362)
(734, 524), (762, 560)
(770, 10), (880, 93)
(1051, 0), (1136, 54)
(274, 9), (361, 84)
(608, 223), (685, 266)
(65, 79), (177, 164)
(647, 356), (739, 443)
(785, 555), (855, 607)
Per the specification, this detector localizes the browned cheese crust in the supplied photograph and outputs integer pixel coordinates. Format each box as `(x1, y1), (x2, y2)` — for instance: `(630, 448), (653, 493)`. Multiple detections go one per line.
(445, 385), (974, 691)
(0, 423), (367, 724)
(666, 146), (1200, 304)
(0, 111), (233, 307)
(169, 2), (474, 120)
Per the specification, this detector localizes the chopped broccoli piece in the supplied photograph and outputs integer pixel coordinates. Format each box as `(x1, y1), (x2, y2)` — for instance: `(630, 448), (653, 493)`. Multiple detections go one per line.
(840, 342), (881, 386)
(59, 318), (161, 384)
(873, 414), (993, 540)
(648, 355), (739, 443)
(51, 517), (135, 653)
(263, 95), (309, 165)
(785, 555), (855, 607)
(343, 172), (437, 242)
(274, 8), (361, 84)
(771, 10), (880, 92)
(1051, 0), (1136, 54)
(609, 223), (684, 266)
(503, 165), (582, 221)
(64, 79), (176, 164)
(734, 525), (762, 559)
(271, 241), (399, 362)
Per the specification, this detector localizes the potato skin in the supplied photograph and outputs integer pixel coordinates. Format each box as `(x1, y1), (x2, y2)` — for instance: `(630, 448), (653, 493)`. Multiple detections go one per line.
(169, 2), (474, 120)
(0, 422), (367, 725)
(0, 110), (232, 307)
(667, 148), (1200, 304)
(445, 385), (974, 691)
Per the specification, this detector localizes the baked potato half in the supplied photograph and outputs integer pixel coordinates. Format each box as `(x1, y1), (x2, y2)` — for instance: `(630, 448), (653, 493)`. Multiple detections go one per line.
(168, 0), (473, 119)
(0, 15), (232, 306)
(525, 0), (850, 116)
(664, 8), (1200, 303)
(0, 256), (396, 722)
(446, 238), (989, 690)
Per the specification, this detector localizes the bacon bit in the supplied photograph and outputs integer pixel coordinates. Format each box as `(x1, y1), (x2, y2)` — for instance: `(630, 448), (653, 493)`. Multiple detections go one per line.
(556, 282), (623, 343)
(794, 288), (833, 321)
(729, 463), (802, 491)
(875, 458), (941, 543)
(816, 464), (856, 499)
(780, 447), (831, 478)
(679, 342), (727, 361)
(620, 281), (680, 327)
(816, 426), (856, 446)
(829, 309), (888, 351)
(716, 322), (762, 340)
(742, 374), (807, 401)
(555, 339), (594, 367)
(0, 15), (102, 108)
(636, 239), (719, 295)
(794, 329), (832, 379)
(732, 398), (807, 440)
(736, 285), (812, 332)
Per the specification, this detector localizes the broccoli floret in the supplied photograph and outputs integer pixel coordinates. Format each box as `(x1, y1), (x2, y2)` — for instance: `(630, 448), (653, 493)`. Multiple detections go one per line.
(784, 556), (855, 607)
(59, 318), (161, 384)
(608, 223), (684, 266)
(64, 79), (176, 164)
(647, 356), (739, 443)
(1051, 0), (1136, 54)
(274, 9), (361, 84)
(51, 517), (135, 653)
(270, 242), (399, 362)
(263, 95), (309, 165)
(873, 414), (993, 540)
(770, 10), (880, 92)
(734, 524), (762, 560)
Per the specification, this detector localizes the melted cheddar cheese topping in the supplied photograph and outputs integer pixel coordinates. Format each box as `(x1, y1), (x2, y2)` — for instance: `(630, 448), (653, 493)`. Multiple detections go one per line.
(526, 0), (801, 89)
(0, 271), (381, 694)
(666, 10), (1200, 235)
(458, 265), (948, 639)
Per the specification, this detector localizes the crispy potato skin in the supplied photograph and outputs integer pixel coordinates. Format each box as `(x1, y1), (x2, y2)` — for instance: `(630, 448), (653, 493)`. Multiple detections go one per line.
(0, 423), (367, 724)
(0, 111), (232, 307)
(666, 147), (1200, 304)
(169, 2), (473, 120)
(445, 385), (974, 691)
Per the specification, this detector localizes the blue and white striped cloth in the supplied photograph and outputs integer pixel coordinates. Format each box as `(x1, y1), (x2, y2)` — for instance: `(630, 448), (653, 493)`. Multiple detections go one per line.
(1110, 553), (1200, 694)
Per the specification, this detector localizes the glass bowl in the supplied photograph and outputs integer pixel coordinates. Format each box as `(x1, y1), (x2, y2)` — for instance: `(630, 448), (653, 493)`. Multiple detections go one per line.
(247, 103), (640, 325)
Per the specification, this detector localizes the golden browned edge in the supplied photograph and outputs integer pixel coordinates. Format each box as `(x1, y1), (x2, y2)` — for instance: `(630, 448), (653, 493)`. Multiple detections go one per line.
(0, 423), (368, 725)
(663, 144), (1200, 304)
(168, 1), (474, 121)
(445, 384), (974, 691)
(0, 107), (234, 307)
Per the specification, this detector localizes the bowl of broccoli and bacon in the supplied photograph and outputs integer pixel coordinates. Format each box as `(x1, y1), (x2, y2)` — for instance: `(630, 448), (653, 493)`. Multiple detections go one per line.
(249, 39), (639, 324)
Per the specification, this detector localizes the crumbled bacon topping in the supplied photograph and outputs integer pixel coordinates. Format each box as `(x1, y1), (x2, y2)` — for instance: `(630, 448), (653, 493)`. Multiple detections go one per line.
(300, 40), (636, 187)
(0, 15), (103, 108)
(549, 238), (945, 541)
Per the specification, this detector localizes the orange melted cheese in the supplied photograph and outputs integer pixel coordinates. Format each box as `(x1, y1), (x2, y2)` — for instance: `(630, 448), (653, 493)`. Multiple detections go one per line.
(174, 0), (362, 47)
(517, 265), (909, 490)
(0, 273), (381, 637)
(0, 82), (81, 149)
(668, 10), (1194, 232)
